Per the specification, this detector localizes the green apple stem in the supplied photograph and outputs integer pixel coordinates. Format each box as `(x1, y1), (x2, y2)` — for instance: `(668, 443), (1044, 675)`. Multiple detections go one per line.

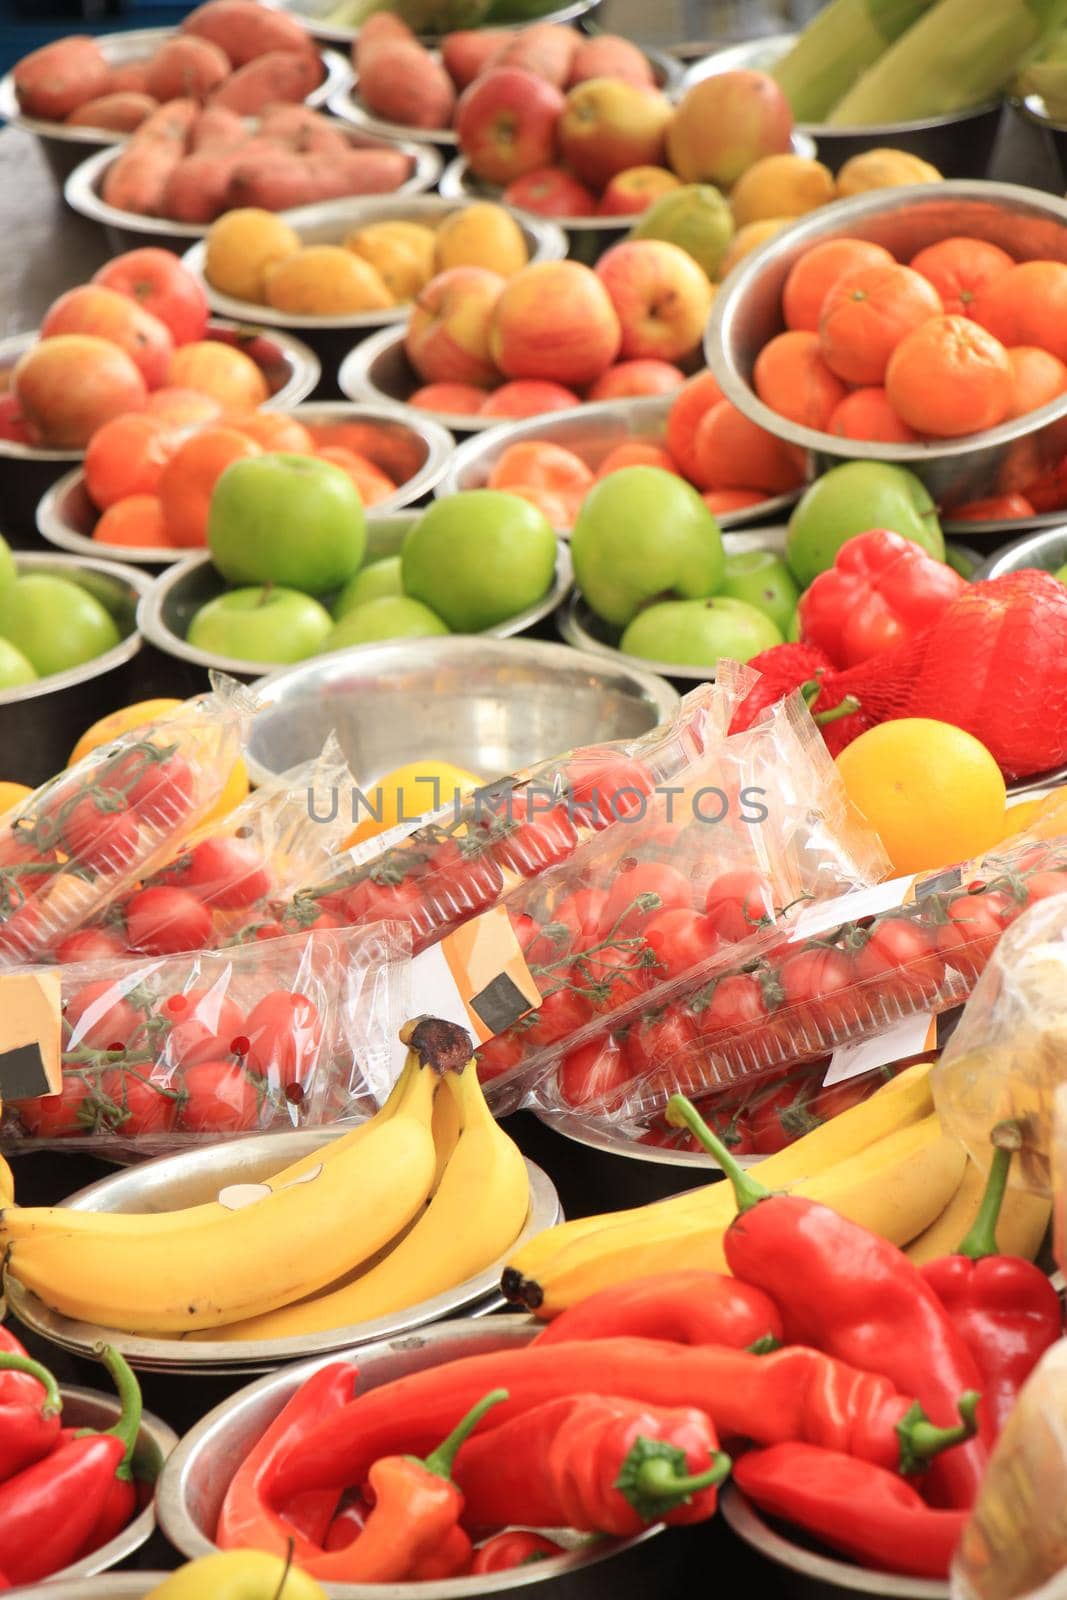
(257, 583), (275, 609)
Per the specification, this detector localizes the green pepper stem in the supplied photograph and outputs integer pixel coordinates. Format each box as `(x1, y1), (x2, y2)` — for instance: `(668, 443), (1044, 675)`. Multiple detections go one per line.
(897, 1391), (981, 1476)
(95, 1343), (143, 1481)
(956, 1135), (1017, 1261)
(0, 1350), (62, 1416)
(665, 1093), (770, 1213)
(813, 695), (861, 729)
(422, 1388), (508, 1481)
(747, 1334), (781, 1355)
(634, 1450), (732, 1502)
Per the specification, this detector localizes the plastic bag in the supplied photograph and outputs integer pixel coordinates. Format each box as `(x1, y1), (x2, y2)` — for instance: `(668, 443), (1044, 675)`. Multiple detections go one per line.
(0, 681), (251, 968)
(0, 923), (409, 1155)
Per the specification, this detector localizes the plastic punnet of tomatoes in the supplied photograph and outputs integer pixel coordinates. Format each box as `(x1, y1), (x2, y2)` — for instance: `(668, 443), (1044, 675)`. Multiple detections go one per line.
(0, 682), (252, 968)
(52, 735), (354, 964)
(2, 924), (407, 1154)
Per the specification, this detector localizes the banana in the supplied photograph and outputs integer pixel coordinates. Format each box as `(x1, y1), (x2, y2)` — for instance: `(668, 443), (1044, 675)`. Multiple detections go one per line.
(4, 1057), (438, 1333)
(792, 1115), (966, 1245)
(215, 1056), (530, 1340)
(429, 1073), (463, 1194)
(905, 1156), (1052, 1265)
(0, 1153), (14, 1208)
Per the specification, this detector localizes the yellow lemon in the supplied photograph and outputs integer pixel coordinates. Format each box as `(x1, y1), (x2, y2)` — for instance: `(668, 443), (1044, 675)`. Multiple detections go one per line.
(835, 719), (1007, 876)
(343, 759), (484, 848)
(68, 698), (183, 767)
(200, 758), (251, 828)
(0, 781), (33, 817)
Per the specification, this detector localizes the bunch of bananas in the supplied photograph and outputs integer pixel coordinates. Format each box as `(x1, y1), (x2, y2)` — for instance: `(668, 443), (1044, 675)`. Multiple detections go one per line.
(0, 1018), (530, 1340)
(503, 1064), (1051, 1318)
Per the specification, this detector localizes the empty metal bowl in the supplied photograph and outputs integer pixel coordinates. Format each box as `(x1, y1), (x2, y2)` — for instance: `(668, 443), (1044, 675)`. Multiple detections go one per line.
(437, 396), (805, 530)
(243, 634), (679, 786)
(64, 132), (443, 257)
(708, 181), (1067, 509)
(37, 402), (455, 566)
(974, 523), (1067, 580)
(680, 32), (1003, 178)
(261, 0), (602, 47)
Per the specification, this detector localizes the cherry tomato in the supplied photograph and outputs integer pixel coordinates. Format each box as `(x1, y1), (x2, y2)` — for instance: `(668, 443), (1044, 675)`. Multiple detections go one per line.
(578, 941), (656, 1012)
(779, 945), (855, 1037)
(343, 874), (424, 930)
(694, 972), (775, 1040)
(53, 928), (129, 963)
(60, 795), (140, 874)
(704, 869), (776, 942)
(306, 911), (343, 930)
(0, 830), (56, 907)
(172, 836), (272, 909)
(853, 917), (943, 995)
(1023, 869), (1067, 907)
(477, 793), (578, 877)
(746, 1075), (821, 1155)
(935, 891), (1017, 963)
(557, 1035), (629, 1107)
(564, 751), (655, 827)
(642, 908), (721, 981)
(814, 1072), (885, 1123)
(178, 1060), (262, 1133)
(525, 890), (607, 968)
(600, 861), (692, 939)
(244, 991), (323, 1089)
(64, 980), (145, 1052)
(253, 920), (287, 941)
(114, 751), (196, 822)
(424, 839), (504, 918)
(520, 978), (593, 1048)
(160, 988), (246, 1068)
(101, 1068), (180, 1136)
(14, 1074), (95, 1138)
(125, 885), (214, 955)
(623, 1008), (700, 1099)
(475, 1031), (524, 1084)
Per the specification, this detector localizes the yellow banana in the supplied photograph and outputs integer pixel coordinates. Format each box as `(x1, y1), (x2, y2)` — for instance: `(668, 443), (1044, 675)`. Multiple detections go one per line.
(5, 1058), (438, 1333)
(906, 1156), (1052, 1266)
(0, 1153), (14, 1208)
(216, 1056), (530, 1340)
(430, 1075), (463, 1193)
(792, 1115), (966, 1246)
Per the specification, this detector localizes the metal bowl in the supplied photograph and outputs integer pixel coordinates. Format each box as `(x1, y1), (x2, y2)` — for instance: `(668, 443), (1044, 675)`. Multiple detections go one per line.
(681, 32), (1003, 178)
(137, 524), (573, 678)
(242, 634), (679, 786)
(32, 1580), (165, 1599)
(65, 133), (443, 258)
(721, 1486), (950, 1600)
(1014, 94), (1067, 187)
(708, 181), (1067, 509)
(156, 1314), (680, 1600)
(437, 396), (804, 530)
(535, 1109), (733, 1207)
(37, 401), (455, 567)
(0, 551), (150, 787)
(7, 1132), (561, 1374)
(0, 320), (320, 542)
(974, 523), (1067, 580)
(330, 43), (682, 148)
(262, 0), (602, 48)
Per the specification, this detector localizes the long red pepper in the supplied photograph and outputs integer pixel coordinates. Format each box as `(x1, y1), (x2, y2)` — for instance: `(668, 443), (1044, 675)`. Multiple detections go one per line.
(471, 1532), (565, 1573)
(0, 1338), (62, 1483)
(921, 1124), (1063, 1437)
(668, 1093), (989, 1510)
(534, 1270), (783, 1352)
(70, 1345), (144, 1560)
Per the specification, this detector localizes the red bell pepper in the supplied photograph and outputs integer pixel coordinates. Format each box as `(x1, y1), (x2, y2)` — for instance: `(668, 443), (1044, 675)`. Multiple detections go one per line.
(533, 1270), (783, 1352)
(797, 529), (966, 669)
(922, 1124), (1063, 1437)
(0, 1331), (62, 1483)
(734, 1444), (967, 1579)
(729, 645), (870, 755)
(471, 1532), (566, 1573)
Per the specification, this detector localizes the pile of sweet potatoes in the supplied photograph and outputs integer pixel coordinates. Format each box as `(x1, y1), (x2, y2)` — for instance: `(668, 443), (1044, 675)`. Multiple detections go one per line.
(100, 102), (414, 223)
(13, 0), (325, 135)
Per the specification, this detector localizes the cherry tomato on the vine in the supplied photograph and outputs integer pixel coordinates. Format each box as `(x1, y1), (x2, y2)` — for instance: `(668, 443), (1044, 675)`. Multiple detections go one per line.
(53, 928), (129, 963)
(100, 1068), (180, 1137)
(178, 1060), (261, 1133)
(557, 1035), (629, 1107)
(244, 990), (323, 1090)
(60, 795), (140, 874)
(64, 980), (144, 1052)
(642, 908), (721, 982)
(172, 836), (271, 909)
(124, 886), (213, 956)
(704, 869), (776, 942)
(600, 861), (692, 939)
(161, 988), (246, 1068)
(853, 917), (943, 995)
(14, 1074), (96, 1138)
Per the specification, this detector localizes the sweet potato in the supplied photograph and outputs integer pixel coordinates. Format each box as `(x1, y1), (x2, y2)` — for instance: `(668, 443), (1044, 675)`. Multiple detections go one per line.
(440, 28), (513, 90)
(256, 104), (350, 155)
(130, 97), (200, 147)
(209, 50), (322, 115)
(338, 147), (414, 196)
(189, 104), (246, 151)
(105, 61), (151, 96)
(227, 146), (412, 210)
(14, 36), (109, 121)
(359, 41), (455, 130)
(161, 149), (242, 222)
(567, 35), (655, 89)
(65, 92), (158, 133)
(354, 13), (416, 74)
(102, 144), (185, 217)
(145, 36), (231, 103)
(490, 24), (579, 87)
(181, 0), (315, 68)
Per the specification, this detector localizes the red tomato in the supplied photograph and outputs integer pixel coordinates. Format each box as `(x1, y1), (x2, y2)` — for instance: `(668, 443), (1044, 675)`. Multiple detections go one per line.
(578, 941), (656, 1013)
(174, 836), (271, 908)
(704, 869), (775, 942)
(53, 928), (129, 963)
(477, 793), (579, 877)
(178, 1060), (262, 1133)
(306, 911), (343, 930)
(525, 889), (607, 967)
(343, 874), (424, 929)
(935, 891), (1017, 962)
(564, 751), (655, 827)
(60, 796), (140, 874)
(557, 1035), (629, 1107)
(623, 1008), (699, 1098)
(101, 1068), (180, 1136)
(14, 1074), (95, 1137)
(642, 908), (721, 981)
(0, 829), (55, 898)
(520, 979), (593, 1048)
(600, 861), (692, 939)
(424, 839), (504, 919)
(244, 991), (323, 1090)
(125, 886), (213, 955)
(746, 1076), (821, 1155)
(252, 920), (287, 941)
(778, 945), (855, 1037)
(694, 972), (775, 1040)
(160, 988), (246, 1068)
(105, 750), (196, 821)
(853, 917), (943, 994)
(1023, 869), (1067, 907)
(64, 980), (145, 1051)
(475, 1031), (524, 1084)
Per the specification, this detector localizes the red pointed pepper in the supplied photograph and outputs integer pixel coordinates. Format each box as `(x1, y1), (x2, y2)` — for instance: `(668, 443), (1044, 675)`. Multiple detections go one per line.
(70, 1345), (145, 1560)
(0, 1334), (62, 1483)
(533, 1270), (783, 1352)
(472, 1533), (566, 1573)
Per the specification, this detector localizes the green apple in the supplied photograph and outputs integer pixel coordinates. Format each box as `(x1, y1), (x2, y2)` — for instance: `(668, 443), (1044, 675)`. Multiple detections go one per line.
(0, 535), (15, 594)
(786, 463), (944, 588)
(719, 549), (799, 635)
(187, 586), (334, 664)
(335, 557), (404, 619)
(0, 575), (120, 677)
(1053, 561), (1067, 584)
(945, 543), (978, 581)
(208, 454), (366, 595)
(620, 595), (782, 667)
(145, 1549), (328, 1600)
(402, 492), (557, 632)
(0, 639), (37, 689)
(786, 607), (800, 641)
(571, 467), (725, 627)
(322, 595), (449, 649)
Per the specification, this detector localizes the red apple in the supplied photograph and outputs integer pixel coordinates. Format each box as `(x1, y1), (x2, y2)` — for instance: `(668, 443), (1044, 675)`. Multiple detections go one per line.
(405, 266), (506, 387)
(598, 165), (681, 216)
(93, 248), (210, 346)
(455, 67), (564, 185)
(596, 240), (714, 364)
(667, 71), (794, 188)
(13, 335), (148, 449)
(558, 78), (673, 190)
(0, 392), (33, 444)
(490, 260), (621, 387)
(479, 379), (581, 417)
(41, 285), (174, 389)
(503, 166), (596, 218)
(586, 358), (687, 401)
(410, 381), (488, 414)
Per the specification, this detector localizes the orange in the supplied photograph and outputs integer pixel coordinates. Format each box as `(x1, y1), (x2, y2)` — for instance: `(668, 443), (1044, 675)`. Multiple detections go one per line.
(753, 329), (848, 432)
(0, 782), (33, 817)
(595, 442), (678, 478)
(146, 388), (223, 428)
(315, 446), (397, 506)
(827, 387), (919, 443)
(158, 427), (261, 548)
(819, 263), (943, 385)
(909, 237), (1014, 319)
(782, 238), (894, 333)
(886, 315), (1013, 438)
(950, 494), (1035, 522)
(225, 412), (315, 453)
(167, 341), (270, 411)
(665, 370), (724, 486)
(93, 494), (171, 549)
(972, 260), (1067, 364)
(1006, 346), (1067, 419)
(84, 413), (178, 510)
(487, 440), (594, 497)
(503, 483), (582, 528)
(702, 488), (766, 513)
(692, 400), (805, 494)
(68, 698), (183, 766)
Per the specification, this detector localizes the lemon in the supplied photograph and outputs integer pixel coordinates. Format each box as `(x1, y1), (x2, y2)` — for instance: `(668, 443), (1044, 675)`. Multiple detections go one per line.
(200, 758), (251, 828)
(68, 698), (183, 767)
(344, 759), (483, 848)
(0, 782), (32, 816)
(834, 719), (1006, 875)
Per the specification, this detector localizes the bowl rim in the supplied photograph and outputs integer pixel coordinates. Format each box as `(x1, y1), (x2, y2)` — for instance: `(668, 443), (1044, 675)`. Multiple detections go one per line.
(64, 134), (444, 242)
(0, 550), (150, 707)
(707, 178), (1067, 465)
(338, 322), (504, 432)
(181, 195), (567, 331)
(259, 0), (603, 48)
(0, 35), (350, 144)
(972, 521), (1067, 580)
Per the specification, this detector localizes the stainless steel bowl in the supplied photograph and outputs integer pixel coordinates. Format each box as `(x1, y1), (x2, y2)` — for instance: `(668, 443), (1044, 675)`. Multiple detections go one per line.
(156, 1315), (677, 1599)
(35, 1579), (164, 1599)
(1013, 94), (1067, 187)
(0, 551), (150, 787)
(65, 132), (443, 257)
(243, 634), (680, 786)
(721, 1485), (950, 1600)
(8, 1132), (560, 1374)
(974, 523), (1067, 580)
(708, 181), (1067, 508)
(262, 0), (602, 48)
(137, 524), (573, 678)
(38, 401), (455, 566)
(438, 396), (804, 529)
(681, 32), (1003, 178)
(339, 323), (504, 433)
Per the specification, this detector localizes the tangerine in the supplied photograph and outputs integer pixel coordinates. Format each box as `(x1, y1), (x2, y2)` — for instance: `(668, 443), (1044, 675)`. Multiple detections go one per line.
(315, 446), (396, 506)
(665, 370), (723, 486)
(826, 387), (919, 443)
(782, 238), (894, 333)
(84, 413), (178, 510)
(158, 427), (261, 548)
(488, 441), (594, 496)
(885, 314), (1012, 438)
(225, 412), (315, 452)
(595, 442), (678, 478)
(819, 263), (943, 385)
(754, 329), (848, 431)
(692, 399), (805, 494)
(972, 260), (1067, 363)
(93, 494), (170, 549)
(1006, 346), (1067, 419)
(909, 237), (1014, 319)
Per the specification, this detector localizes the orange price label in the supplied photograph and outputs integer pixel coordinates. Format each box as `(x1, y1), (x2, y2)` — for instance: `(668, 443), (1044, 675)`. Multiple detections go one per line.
(0, 972), (63, 1100)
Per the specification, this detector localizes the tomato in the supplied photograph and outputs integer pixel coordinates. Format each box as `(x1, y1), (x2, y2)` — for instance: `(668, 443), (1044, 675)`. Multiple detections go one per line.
(161, 988), (247, 1068)
(564, 751), (655, 827)
(0, 830), (55, 902)
(53, 927), (129, 963)
(745, 1075), (821, 1155)
(343, 874), (424, 930)
(101, 1068), (180, 1136)
(578, 942), (657, 1013)
(175, 836), (271, 908)
(477, 793), (578, 877)
(306, 911), (343, 930)
(935, 890), (1018, 965)
(1022, 869), (1067, 907)
(623, 1008), (700, 1099)
(853, 918), (943, 995)
(600, 861), (692, 939)
(694, 972), (775, 1040)
(642, 908), (721, 981)
(178, 1060), (262, 1133)
(124, 886), (214, 955)
(508, 910), (539, 957)
(519, 979), (593, 1048)
(244, 991), (323, 1089)
(475, 1031), (524, 1084)
(525, 890), (607, 968)
(14, 1074), (96, 1138)
(64, 980), (145, 1052)
(704, 870), (775, 942)
(252, 920), (287, 941)
(60, 796), (140, 874)
(814, 1072), (884, 1123)
(423, 839), (504, 916)
(778, 946), (856, 1037)
(557, 1035), (628, 1107)
(104, 749), (195, 820)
